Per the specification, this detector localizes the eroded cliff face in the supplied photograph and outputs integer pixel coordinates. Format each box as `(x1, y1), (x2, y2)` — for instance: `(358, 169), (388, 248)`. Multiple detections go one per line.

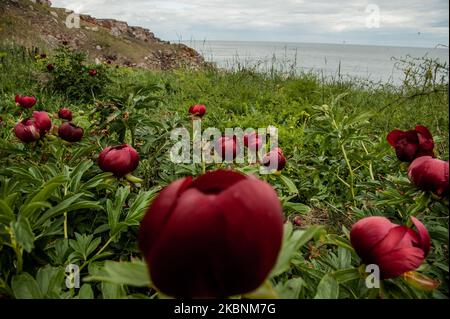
(0, 0), (207, 70)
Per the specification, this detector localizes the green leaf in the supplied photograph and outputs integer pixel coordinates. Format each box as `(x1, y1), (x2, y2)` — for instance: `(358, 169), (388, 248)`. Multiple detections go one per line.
(314, 274), (339, 299)
(78, 284), (94, 299)
(24, 175), (68, 207)
(107, 187), (130, 236)
(19, 202), (52, 219)
(332, 268), (361, 284)
(283, 202), (311, 215)
(275, 277), (305, 299)
(270, 224), (324, 277)
(243, 280), (278, 299)
(0, 199), (15, 224)
(85, 260), (152, 287)
(68, 160), (93, 192)
(12, 273), (43, 299)
(33, 193), (83, 226)
(11, 215), (35, 253)
(69, 233), (101, 261)
(101, 282), (126, 299)
(125, 189), (158, 226)
(36, 265), (65, 298)
(279, 175), (299, 194)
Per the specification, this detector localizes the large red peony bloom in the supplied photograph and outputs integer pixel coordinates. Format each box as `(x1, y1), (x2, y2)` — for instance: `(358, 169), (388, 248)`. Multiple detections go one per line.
(32, 111), (52, 134)
(138, 169), (284, 298)
(188, 104), (206, 118)
(15, 95), (37, 109)
(14, 119), (40, 143)
(98, 144), (140, 177)
(262, 147), (286, 171)
(350, 216), (430, 279)
(386, 125), (435, 162)
(58, 122), (84, 143)
(408, 156), (449, 196)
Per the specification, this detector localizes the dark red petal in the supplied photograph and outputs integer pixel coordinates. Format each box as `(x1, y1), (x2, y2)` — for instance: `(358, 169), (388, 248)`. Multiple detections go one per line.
(139, 177), (193, 259)
(408, 157), (449, 196)
(371, 225), (411, 257)
(415, 125), (433, 140)
(404, 130), (419, 144)
(98, 147), (111, 170)
(411, 217), (431, 256)
(32, 111), (51, 133)
(386, 130), (405, 147)
(350, 216), (396, 263)
(395, 140), (418, 162)
(213, 177), (283, 295)
(146, 188), (226, 298)
(376, 247), (425, 279)
(189, 169), (246, 194)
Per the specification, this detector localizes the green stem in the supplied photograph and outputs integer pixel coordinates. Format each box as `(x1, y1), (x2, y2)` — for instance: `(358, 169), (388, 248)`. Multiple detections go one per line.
(9, 227), (23, 274)
(63, 212), (68, 240)
(341, 143), (356, 204)
(79, 235), (116, 272)
(361, 141), (375, 180)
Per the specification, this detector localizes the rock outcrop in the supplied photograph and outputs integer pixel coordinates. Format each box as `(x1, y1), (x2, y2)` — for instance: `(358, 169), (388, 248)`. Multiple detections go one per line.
(0, 0), (207, 70)
(79, 15), (162, 43)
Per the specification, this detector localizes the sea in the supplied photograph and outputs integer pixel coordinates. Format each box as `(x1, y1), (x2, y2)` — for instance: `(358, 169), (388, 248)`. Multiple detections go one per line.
(181, 40), (449, 85)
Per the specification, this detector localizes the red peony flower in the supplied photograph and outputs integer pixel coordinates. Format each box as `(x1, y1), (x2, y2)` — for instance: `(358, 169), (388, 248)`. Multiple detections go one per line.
(408, 156), (449, 196)
(58, 108), (73, 121)
(32, 111), (52, 134)
(188, 104), (206, 118)
(14, 119), (40, 143)
(47, 64), (54, 72)
(138, 169), (284, 298)
(15, 95), (37, 109)
(98, 144), (140, 177)
(350, 216), (430, 279)
(262, 147), (286, 171)
(215, 136), (238, 160)
(58, 122), (84, 143)
(88, 69), (97, 76)
(387, 125), (435, 162)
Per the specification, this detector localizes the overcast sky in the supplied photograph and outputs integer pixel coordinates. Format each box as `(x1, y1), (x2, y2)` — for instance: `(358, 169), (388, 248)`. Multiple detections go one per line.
(52, 0), (449, 48)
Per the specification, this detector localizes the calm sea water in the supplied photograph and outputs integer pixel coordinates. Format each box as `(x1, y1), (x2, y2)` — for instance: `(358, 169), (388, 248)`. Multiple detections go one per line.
(181, 40), (449, 84)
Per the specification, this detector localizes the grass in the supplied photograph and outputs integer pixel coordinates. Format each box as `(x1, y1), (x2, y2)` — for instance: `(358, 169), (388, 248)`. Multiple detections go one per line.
(0, 45), (448, 299)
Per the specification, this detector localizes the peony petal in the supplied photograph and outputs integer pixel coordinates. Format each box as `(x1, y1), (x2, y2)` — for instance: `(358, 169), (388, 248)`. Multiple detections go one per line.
(386, 130), (405, 147)
(370, 225), (412, 257)
(138, 177), (192, 258)
(411, 217), (431, 256)
(146, 188), (227, 298)
(350, 216), (396, 263)
(213, 177), (284, 295)
(190, 169), (246, 194)
(404, 130), (419, 144)
(375, 247), (425, 279)
(415, 125), (433, 140)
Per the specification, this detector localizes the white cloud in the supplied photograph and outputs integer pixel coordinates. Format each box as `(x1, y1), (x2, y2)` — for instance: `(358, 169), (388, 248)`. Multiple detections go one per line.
(51, 0), (449, 47)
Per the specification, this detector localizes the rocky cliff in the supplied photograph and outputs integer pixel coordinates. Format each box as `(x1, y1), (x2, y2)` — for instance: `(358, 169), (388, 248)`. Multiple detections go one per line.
(0, 0), (206, 70)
